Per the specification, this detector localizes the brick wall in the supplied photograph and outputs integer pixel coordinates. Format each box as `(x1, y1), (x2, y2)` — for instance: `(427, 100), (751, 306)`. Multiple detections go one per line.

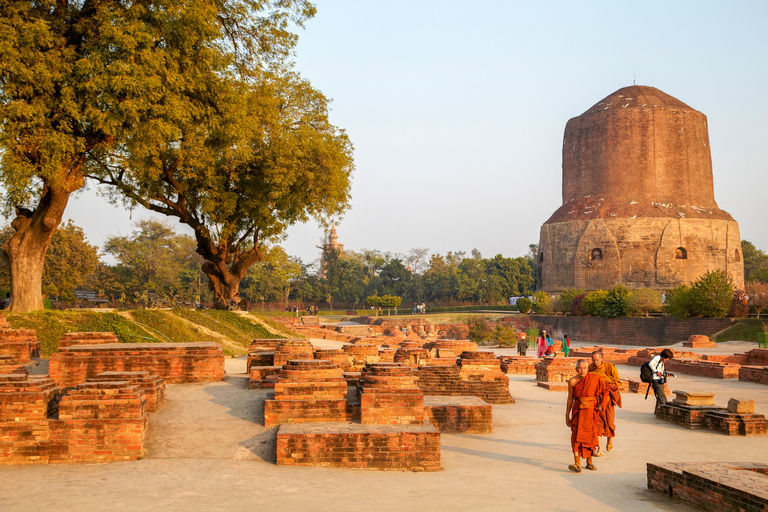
(525, 316), (735, 347)
(58, 332), (119, 349)
(0, 328), (40, 363)
(48, 342), (225, 387)
(423, 396), (492, 434)
(276, 423), (441, 471)
(648, 462), (768, 511)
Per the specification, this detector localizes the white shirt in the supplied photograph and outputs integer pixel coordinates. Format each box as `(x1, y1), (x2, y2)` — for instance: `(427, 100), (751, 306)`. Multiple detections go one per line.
(649, 355), (665, 380)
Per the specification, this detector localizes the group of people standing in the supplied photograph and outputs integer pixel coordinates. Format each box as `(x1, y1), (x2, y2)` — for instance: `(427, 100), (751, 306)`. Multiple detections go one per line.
(565, 351), (621, 473)
(411, 303), (426, 314)
(531, 331), (570, 358)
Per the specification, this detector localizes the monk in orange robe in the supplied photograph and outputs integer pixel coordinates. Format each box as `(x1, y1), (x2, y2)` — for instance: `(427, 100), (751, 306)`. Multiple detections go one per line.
(565, 359), (608, 472)
(589, 351), (622, 455)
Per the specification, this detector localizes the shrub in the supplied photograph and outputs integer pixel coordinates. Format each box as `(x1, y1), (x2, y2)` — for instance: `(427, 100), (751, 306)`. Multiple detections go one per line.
(666, 285), (692, 318)
(465, 316), (492, 343)
(728, 290), (749, 318)
(570, 293), (587, 316)
(516, 297), (532, 314)
(555, 288), (585, 315)
(488, 322), (517, 347)
(689, 270), (734, 318)
(531, 291), (554, 315)
(602, 284), (634, 318)
(583, 290), (609, 316)
(630, 288), (662, 317)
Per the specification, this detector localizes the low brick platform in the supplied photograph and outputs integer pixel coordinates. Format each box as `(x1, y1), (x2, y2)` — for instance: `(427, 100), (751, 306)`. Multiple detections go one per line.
(739, 366), (768, 385)
(535, 357), (580, 391)
(50, 380), (148, 463)
(58, 332), (119, 349)
(500, 356), (539, 375)
(88, 371), (166, 412)
(264, 359), (350, 427)
(648, 462), (768, 511)
(417, 361), (513, 405)
(360, 363), (424, 425)
(343, 344), (381, 370)
(423, 396), (492, 434)
(48, 342), (225, 387)
(682, 334), (717, 348)
(0, 328), (40, 363)
(0, 374), (149, 464)
(656, 402), (768, 435)
(275, 422), (441, 471)
(666, 359), (741, 379)
(569, 346), (640, 364)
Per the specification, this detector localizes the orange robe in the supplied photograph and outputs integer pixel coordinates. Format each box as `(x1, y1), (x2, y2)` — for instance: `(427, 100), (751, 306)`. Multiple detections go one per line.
(570, 373), (608, 458)
(589, 361), (622, 438)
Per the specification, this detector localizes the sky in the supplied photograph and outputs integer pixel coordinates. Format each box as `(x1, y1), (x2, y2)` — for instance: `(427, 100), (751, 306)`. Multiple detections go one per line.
(41, 0), (768, 266)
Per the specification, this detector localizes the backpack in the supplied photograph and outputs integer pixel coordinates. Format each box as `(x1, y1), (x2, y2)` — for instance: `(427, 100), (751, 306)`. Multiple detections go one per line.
(640, 361), (654, 383)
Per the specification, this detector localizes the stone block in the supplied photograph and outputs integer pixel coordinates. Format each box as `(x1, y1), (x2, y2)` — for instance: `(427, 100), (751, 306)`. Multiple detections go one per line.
(727, 397), (755, 414)
(672, 390), (715, 406)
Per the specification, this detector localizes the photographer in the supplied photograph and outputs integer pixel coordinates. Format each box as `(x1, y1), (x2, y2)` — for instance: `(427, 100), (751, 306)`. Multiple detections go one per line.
(649, 349), (675, 413)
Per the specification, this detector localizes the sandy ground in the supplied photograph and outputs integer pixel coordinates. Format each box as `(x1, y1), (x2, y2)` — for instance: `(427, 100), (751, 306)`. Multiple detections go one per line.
(1, 339), (767, 511)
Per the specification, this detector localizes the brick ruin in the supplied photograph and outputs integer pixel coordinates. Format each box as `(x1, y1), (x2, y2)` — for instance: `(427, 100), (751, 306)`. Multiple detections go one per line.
(538, 85), (744, 292)
(49, 341), (225, 387)
(0, 327), (41, 364)
(655, 391), (767, 436)
(648, 462), (768, 511)
(628, 348), (768, 384)
(0, 370), (165, 465)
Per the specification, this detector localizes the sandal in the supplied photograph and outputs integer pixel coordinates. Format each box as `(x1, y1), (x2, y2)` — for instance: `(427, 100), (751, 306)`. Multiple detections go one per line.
(568, 464), (581, 473)
(606, 440), (613, 452)
(594, 449), (604, 457)
(586, 464), (597, 471)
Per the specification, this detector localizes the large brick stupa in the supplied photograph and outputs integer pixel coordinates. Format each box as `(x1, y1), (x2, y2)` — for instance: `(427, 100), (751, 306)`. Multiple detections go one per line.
(537, 85), (744, 292)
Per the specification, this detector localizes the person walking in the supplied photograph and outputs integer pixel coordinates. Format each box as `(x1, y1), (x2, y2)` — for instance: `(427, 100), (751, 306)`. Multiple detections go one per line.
(537, 332), (547, 357)
(562, 334), (571, 357)
(566, 359), (608, 473)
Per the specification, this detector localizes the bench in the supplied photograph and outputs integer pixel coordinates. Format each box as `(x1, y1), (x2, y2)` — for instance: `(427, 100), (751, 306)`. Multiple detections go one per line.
(73, 289), (109, 306)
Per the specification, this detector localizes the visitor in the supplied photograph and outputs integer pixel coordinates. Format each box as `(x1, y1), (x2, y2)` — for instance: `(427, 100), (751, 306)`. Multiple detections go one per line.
(562, 334), (571, 357)
(537, 332), (547, 357)
(516, 337), (527, 356)
(545, 332), (554, 357)
(649, 349), (674, 413)
(566, 359), (608, 473)
(588, 351), (621, 456)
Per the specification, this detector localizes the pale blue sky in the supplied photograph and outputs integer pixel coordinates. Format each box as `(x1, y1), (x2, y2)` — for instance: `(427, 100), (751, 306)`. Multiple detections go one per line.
(62, 0), (767, 265)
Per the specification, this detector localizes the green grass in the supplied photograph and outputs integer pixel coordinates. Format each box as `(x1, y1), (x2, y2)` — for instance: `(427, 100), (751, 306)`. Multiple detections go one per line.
(129, 309), (219, 345)
(171, 308), (281, 348)
(714, 319), (768, 342)
(6, 310), (156, 357)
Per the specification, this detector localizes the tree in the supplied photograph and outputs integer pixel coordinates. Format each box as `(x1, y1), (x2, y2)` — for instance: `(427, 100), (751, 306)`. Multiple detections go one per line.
(0, 0), (317, 312)
(583, 290), (609, 316)
(666, 285), (692, 319)
(747, 281), (768, 319)
(602, 284), (634, 318)
(688, 270), (734, 318)
(0, 221), (98, 302)
(465, 316), (491, 343)
(742, 241), (768, 282)
(241, 246), (302, 305)
(554, 288), (585, 314)
(630, 288), (663, 317)
(531, 291), (554, 315)
(95, 68), (353, 309)
(104, 220), (200, 300)
(377, 294), (402, 316)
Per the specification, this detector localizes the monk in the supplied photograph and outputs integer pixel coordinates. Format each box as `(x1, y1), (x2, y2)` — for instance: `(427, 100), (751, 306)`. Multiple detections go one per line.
(565, 359), (608, 473)
(589, 350), (622, 456)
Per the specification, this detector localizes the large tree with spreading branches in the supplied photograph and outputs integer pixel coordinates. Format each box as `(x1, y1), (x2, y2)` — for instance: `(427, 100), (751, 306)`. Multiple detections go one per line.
(0, 0), (321, 311)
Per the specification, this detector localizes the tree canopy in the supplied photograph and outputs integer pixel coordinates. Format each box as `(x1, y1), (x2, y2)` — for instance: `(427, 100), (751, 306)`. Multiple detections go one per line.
(0, 0), (320, 311)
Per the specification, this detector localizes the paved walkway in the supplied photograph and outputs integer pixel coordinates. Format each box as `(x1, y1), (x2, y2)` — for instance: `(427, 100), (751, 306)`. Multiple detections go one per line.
(1, 340), (766, 511)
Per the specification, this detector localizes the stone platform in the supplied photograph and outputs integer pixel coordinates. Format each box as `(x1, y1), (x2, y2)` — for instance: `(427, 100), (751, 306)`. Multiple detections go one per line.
(648, 462), (768, 511)
(48, 342), (225, 387)
(656, 402), (768, 436)
(275, 422), (441, 471)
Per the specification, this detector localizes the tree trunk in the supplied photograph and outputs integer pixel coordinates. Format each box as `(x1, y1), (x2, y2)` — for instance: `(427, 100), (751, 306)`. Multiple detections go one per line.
(201, 261), (245, 310)
(2, 185), (72, 313)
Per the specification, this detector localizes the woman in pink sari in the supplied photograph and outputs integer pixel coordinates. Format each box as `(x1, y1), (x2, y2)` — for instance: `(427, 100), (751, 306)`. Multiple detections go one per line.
(537, 331), (547, 357)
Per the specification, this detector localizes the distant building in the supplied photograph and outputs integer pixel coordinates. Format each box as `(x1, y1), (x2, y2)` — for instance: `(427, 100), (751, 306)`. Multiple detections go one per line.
(319, 225), (344, 278)
(537, 85), (744, 292)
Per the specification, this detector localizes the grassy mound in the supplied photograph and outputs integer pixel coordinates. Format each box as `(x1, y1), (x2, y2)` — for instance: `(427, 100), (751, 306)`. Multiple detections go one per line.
(170, 309), (280, 346)
(128, 309), (219, 344)
(713, 319), (767, 342)
(6, 311), (155, 357)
